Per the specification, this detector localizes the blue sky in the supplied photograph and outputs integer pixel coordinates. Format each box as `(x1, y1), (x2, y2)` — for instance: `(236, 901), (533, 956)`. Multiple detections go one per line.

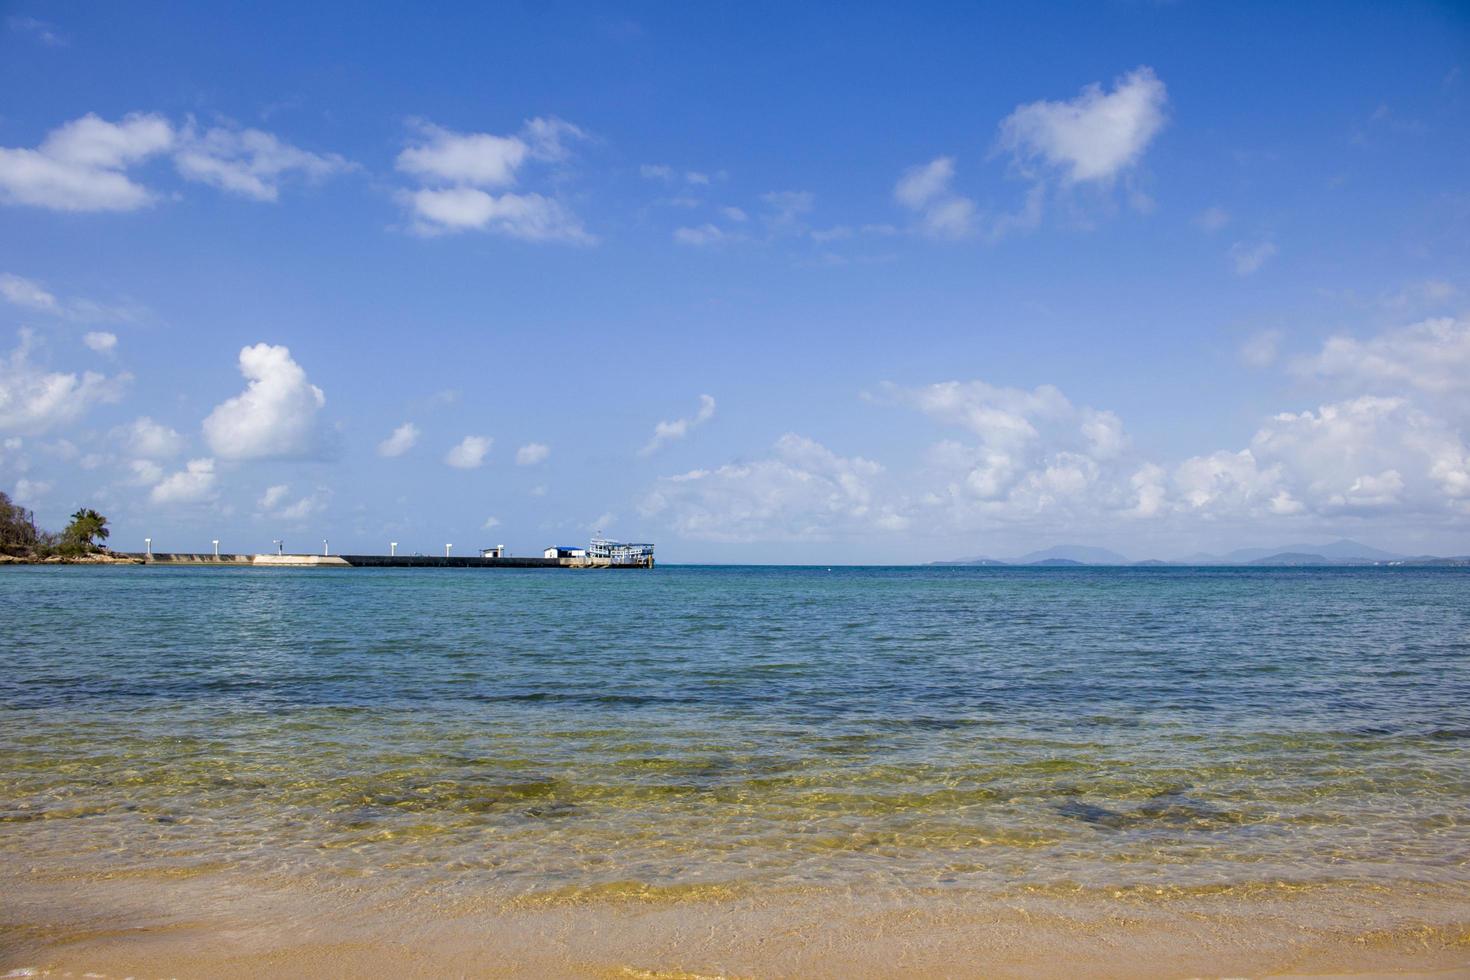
(2, 1), (1468, 562)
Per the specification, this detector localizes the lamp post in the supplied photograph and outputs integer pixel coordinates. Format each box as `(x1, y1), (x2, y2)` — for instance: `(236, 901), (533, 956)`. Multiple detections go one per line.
(212, 539), (219, 558)
(390, 542), (397, 557)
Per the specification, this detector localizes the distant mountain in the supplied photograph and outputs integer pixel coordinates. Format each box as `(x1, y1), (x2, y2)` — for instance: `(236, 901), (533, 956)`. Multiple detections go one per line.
(1014, 545), (1131, 565)
(1246, 552), (1336, 566)
(929, 539), (1449, 568)
(1197, 539), (1405, 563)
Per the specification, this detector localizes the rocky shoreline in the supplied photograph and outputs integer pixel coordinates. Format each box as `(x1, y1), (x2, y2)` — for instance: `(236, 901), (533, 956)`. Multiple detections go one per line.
(0, 552), (144, 565)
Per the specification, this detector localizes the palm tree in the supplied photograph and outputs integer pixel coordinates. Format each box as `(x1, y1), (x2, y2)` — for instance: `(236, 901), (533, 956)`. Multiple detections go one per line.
(64, 509), (110, 550)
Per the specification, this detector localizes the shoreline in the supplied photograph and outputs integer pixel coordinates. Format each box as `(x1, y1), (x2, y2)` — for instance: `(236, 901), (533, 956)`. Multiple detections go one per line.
(4, 869), (1468, 978)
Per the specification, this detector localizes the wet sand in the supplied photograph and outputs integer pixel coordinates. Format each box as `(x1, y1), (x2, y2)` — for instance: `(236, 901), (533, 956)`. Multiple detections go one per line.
(3, 869), (1468, 978)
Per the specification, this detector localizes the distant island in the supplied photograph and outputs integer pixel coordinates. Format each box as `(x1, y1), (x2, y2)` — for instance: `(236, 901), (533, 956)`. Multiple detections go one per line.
(931, 539), (1470, 568)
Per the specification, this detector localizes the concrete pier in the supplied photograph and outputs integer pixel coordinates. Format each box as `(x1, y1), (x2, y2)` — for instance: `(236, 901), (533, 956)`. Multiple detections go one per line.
(124, 552), (651, 569)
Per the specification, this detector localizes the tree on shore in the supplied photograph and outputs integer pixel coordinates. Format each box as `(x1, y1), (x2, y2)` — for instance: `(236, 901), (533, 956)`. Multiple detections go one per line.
(1, 494), (112, 557)
(64, 508), (110, 551)
(1, 491), (40, 555)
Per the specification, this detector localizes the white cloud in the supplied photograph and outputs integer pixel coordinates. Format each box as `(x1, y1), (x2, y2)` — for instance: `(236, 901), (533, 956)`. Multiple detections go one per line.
(126, 459), (163, 486)
(721, 206), (748, 223)
(998, 66), (1168, 184)
(259, 484), (290, 510)
(895, 157), (955, 209)
(173, 123), (350, 201)
(483, 516), (501, 529)
(257, 483), (327, 521)
(0, 112), (350, 212)
(0, 112), (173, 211)
(445, 435), (491, 469)
(121, 416), (184, 458)
(516, 442), (550, 465)
(0, 273), (58, 311)
(13, 477), (51, 503)
(83, 331), (117, 353)
(404, 187), (592, 242)
(640, 394), (716, 456)
(0, 329), (129, 434)
(1302, 316), (1470, 403)
(377, 421), (420, 457)
(894, 156), (976, 239)
(1230, 241), (1277, 276)
(673, 223), (727, 246)
(397, 123), (528, 187)
(202, 343), (327, 460)
(150, 457), (217, 505)
(640, 433), (900, 541)
(0, 272), (138, 324)
(396, 118), (591, 241)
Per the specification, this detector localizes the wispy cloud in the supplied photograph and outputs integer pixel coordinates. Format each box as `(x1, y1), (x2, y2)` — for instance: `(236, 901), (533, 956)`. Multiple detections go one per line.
(640, 394), (716, 456)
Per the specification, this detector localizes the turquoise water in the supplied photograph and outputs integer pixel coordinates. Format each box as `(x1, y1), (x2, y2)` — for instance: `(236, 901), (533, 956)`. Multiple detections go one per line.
(2, 565), (1468, 903)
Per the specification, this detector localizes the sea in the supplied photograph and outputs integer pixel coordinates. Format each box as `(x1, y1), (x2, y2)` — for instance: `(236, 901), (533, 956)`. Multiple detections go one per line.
(2, 563), (1469, 967)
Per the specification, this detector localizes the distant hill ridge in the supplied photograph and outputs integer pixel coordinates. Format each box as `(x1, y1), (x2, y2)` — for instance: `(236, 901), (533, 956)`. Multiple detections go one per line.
(930, 539), (1469, 567)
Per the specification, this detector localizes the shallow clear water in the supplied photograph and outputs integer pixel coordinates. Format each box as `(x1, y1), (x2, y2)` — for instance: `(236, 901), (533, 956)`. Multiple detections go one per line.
(3, 565), (1468, 903)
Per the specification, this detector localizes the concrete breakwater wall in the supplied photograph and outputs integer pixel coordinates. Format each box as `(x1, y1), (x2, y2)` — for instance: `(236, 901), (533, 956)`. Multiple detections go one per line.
(124, 553), (651, 569)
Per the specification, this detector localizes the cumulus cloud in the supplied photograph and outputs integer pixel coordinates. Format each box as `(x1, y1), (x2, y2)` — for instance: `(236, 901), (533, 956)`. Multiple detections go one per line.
(0, 113), (347, 212)
(404, 187), (592, 241)
(150, 457), (217, 505)
(0, 329), (129, 434)
(120, 416), (185, 458)
(876, 380), (1132, 527)
(639, 394), (716, 456)
(445, 435), (491, 469)
(998, 67), (1168, 184)
(257, 483), (327, 521)
(173, 123), (350, 201)
(0, 112), (173, 211)
(483, 516), (501, 529)
(13, 477), (51, 503)
(1302, 316), (1470, 403)
(377, 421), (420, 457)
(396, 118), (591, 241)
(894, 156), (976, 238)
(127, 459), (164, 486)
(259, 484), (289, 510)
(516, 442), (550, 465)
(202, 343), (327, 460)
(640, 433), (903, 541)
(639, 326), (1470, 547)
(398, 125), (528, 186)
(83, 331), (117, 353)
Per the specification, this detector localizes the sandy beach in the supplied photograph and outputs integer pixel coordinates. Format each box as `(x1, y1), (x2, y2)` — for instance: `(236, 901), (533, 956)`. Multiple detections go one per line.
(5, 867), (1469, 978)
